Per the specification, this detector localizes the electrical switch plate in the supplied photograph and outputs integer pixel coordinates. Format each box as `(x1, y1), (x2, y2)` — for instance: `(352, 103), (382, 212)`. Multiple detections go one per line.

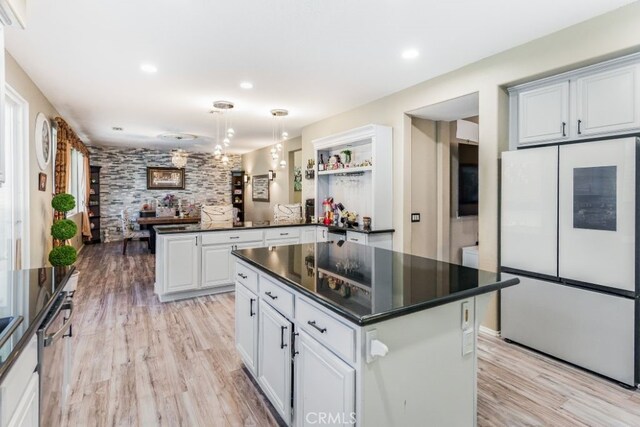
(411, 213), (421, 223)
(461, 301), (471, 330)
(462, 329), (474, 356)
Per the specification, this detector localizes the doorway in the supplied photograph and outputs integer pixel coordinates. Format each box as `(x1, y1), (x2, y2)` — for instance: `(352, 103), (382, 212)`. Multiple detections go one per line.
(407, 93), (479, 264)
(0, 85), (29, 271)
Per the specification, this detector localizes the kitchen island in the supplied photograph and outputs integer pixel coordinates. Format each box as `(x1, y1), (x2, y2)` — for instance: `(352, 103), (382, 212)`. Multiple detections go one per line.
(231, 242), (518, 426)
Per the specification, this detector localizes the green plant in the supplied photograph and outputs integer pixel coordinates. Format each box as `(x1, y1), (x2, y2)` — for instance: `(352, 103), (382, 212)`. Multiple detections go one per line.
(48, 245), (77, 266)
(51, 219), (78, 240)
(49, 192), (78, 267)
(51, 193), (76, 213)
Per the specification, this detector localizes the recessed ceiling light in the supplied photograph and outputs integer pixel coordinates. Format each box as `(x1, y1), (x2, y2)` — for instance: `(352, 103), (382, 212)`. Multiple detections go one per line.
(240, 81), (253, 89)
(140, 63), (158, 73)
(112, 126), (123, 131)
(401, 49), (419, 60)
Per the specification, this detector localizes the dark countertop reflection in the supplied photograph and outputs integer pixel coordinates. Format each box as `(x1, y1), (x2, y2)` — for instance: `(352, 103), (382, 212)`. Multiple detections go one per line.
(233, 242), (518, 325)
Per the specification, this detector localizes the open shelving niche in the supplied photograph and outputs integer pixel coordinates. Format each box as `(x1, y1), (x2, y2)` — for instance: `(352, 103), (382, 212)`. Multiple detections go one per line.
(312, 124), (392, 230)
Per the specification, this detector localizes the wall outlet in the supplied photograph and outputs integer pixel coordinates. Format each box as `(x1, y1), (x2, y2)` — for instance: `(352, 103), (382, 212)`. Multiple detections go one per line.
(411, 213), (420, 223)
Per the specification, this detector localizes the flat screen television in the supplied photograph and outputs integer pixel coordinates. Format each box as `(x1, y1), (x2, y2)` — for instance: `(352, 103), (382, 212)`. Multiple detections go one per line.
(458, 163), (478, 216)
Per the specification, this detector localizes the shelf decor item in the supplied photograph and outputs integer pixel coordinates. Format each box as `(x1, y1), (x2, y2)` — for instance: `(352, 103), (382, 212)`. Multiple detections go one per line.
(86, 165), (102, 244)
(49, 193), (78, 267)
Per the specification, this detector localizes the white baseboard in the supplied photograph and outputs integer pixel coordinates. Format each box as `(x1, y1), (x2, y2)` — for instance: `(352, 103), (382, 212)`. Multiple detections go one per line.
(479, 325), (501, 337)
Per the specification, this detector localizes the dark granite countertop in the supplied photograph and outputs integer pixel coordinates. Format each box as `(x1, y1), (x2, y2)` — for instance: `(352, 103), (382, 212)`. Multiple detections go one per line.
(154, 221), (394, 235)
(0, 266), (74, 382)
(232, 242), (518, 326)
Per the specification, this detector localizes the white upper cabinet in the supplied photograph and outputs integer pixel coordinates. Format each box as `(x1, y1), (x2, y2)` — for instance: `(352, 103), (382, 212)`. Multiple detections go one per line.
(575, 64), (640, 137)
(517, 81), (569, 145)
(510, 54), (640, 148)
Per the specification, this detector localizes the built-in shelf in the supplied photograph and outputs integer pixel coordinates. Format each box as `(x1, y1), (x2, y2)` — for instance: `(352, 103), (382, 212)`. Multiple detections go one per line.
(317, 166), (373, 176)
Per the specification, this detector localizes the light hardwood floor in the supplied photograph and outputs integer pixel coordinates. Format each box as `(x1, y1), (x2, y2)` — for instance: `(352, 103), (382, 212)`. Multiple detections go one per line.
(65, 242), (640, 426)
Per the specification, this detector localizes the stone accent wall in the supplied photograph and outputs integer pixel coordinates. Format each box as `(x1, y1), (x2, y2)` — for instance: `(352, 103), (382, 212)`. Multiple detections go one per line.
(87, 145), (242, 241)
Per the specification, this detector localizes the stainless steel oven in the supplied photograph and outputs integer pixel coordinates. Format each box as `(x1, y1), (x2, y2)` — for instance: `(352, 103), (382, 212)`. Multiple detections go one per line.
(37, 292), (74, 426)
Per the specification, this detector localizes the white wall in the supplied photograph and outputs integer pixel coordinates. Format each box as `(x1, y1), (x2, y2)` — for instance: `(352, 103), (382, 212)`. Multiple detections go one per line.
(299, 3), (640, 330)
(242, 136), (302, 222)
(5, 51), (61, 268)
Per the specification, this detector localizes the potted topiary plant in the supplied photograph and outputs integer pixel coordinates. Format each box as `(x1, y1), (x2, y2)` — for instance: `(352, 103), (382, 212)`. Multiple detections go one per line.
(49, 193), (78, 266)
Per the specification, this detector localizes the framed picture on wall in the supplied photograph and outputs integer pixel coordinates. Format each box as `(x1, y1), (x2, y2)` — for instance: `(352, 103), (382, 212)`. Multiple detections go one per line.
(252, 174), (270, 202)
(147, 167), (185, 190)
(38, 173), (47, 191)
(35, 113), (51, 171)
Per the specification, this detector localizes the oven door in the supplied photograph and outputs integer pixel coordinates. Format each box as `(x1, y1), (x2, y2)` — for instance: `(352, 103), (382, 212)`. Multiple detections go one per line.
(37, 293), (74, 427)
(559, 137), (638, 292)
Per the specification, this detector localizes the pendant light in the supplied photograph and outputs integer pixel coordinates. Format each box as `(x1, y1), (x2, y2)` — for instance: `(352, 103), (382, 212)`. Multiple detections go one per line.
(211, 100), (235, 163)
(270, 109), (288, 169)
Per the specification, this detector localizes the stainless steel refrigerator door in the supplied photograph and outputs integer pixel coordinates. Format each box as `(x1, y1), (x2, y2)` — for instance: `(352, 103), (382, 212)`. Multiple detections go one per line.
(501, 146), (559, 276)
(559, 137), (636, 292)
(39, 296), (73, 427)
(501, 273), (636, 386)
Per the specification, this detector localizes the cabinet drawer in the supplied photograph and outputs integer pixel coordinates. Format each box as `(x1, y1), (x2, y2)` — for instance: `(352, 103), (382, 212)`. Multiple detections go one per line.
(346, 231), (368, 245)
(201, 230), (264, 245)
(1, 335), (38, 426)
(236, 262), (258, 294)
(265, 227), (300, 241)
(296, 298), (355, 363)
(259, 276), (294, 318)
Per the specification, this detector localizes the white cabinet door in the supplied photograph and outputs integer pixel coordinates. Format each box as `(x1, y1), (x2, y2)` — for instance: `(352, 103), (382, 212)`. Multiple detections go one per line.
(235, 283), (258, 375)
(258, 300), (292, 425)
(301, 227), (316, 244)
(501, 146), (558, 276)
(558, 138), (636, 292)
(201, 244), (232, 289)
(576, 64), (640, 137)
(316, 227), (328, 242)
(165, 234), (199, 292)
(517, 81), (569, 145)
(294, 331), (355, 427)
(7, 372), (39, 427)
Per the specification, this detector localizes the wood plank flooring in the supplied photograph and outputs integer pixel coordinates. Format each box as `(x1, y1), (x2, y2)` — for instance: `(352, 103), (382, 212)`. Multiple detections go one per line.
(65, 242), (640, 426)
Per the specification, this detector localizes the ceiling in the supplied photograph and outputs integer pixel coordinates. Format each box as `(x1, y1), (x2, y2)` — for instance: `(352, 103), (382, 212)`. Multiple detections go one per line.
(5, 0), (634, 153)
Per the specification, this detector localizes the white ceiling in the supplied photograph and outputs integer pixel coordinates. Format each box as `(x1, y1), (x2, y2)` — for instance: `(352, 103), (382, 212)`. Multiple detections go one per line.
(5, 0), (634, 153)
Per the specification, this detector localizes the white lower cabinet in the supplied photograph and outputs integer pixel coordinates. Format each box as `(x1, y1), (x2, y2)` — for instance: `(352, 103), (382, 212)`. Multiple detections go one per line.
(294, 331), (355, 427)
(258, 300), (292, 425)
(201, 244), (232, 289)
(7, 372), (38, 427)
(235, 283), (258, 375)
(164, 234), (200, 293)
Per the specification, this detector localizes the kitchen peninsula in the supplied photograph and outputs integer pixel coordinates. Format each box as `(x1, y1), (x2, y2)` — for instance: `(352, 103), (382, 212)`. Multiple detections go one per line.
(231, 242), (519, 426)
(153, 221), (394, 302)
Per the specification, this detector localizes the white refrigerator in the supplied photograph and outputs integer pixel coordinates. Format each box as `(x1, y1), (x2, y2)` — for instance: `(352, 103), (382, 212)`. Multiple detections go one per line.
(500, 136), (638, 387)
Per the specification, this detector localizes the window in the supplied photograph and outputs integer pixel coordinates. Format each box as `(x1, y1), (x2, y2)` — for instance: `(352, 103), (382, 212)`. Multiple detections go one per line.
(67, 149), (86, 215)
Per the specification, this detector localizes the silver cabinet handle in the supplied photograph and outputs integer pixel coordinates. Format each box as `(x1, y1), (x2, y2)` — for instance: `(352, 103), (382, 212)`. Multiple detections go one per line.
(249, 298), (255, 317)
(230, 236), (240, 240)
(280, 232), (289, 236)
(45, 300), (75, 346)
(238, 273), (248, 279)
(577, 119), (582, 134)
(351, 238), (359, 242)
(265, 291), (278, 300)
(562, 121), (566, 137)
(280, 326), (288, 349)
(307, 320), (327, 334)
